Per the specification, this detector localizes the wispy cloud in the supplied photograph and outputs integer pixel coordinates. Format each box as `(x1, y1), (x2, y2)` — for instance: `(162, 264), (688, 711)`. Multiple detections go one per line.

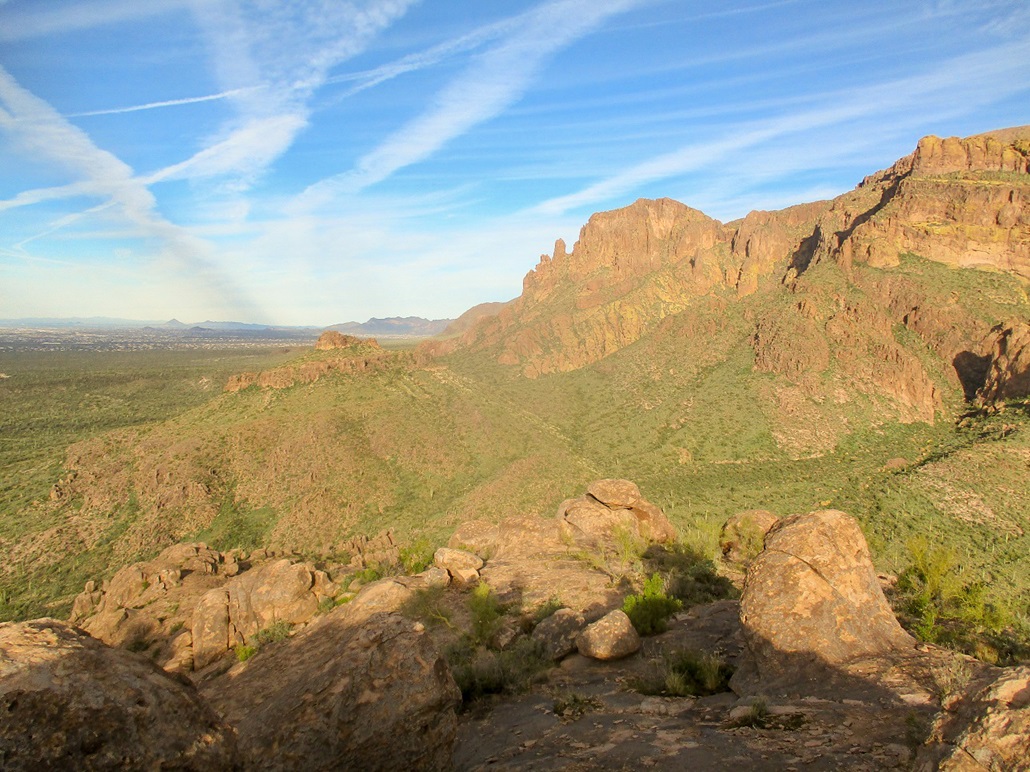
(154, 0), (417, 189)
(0, 0), (187, 42)
(0, 65), (264, 319)
(300, 0), (644, 203)
(528, 36), (1030, 216)
(323, 17), (516, 99)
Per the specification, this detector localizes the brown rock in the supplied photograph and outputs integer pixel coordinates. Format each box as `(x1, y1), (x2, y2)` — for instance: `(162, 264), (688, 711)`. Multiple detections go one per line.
(978, 320), (1030, 406)
(315, 330), (360, 350)
(191, 558), (326, 669)
(737, 510), (915, 694)
(915, 666), (1030, 771)
(586, 479), (641, 508)
(0, 618), (237, 769)
(203, 610), (460, 771)
(434, 547), (485, 574)
(576, 610), (641, 660)
(344, 579), (414, 623)
(559, 480), (676, 547)
(719, 510), (779, 566)
(532, 608), (586, 661)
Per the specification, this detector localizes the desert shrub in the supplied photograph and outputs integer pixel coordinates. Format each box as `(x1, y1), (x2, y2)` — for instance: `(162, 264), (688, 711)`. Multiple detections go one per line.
(235, 644), (257, 662)
(252, 620), (292, 646)
(345, 565), (384, 587)
(317, 597), (335, 615)
(531, 596), (564, 626)
(612, 524), (647, 572)
(623, 573), (683, 636)
(402, 585), (454, 628)
(892, 537), (1015, 662)
(632, 649), (733, 697)
(447, 637), (549, 705)
(728, 698), (769, 728)
(642, 543), (737, 607)
(399, 538), (435, 574)
(468, 582), (505, 645)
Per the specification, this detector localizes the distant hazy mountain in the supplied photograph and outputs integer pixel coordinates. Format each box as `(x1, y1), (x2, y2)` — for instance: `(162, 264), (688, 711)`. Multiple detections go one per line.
(327, 316), (453, 337)
(0, 316), (166, 328)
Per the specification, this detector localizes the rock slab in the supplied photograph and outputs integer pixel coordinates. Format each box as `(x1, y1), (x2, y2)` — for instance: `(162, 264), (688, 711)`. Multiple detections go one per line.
(0, 618), (237, 770)
(203, 608), (460, 771)
(916, 665), (1030, 771)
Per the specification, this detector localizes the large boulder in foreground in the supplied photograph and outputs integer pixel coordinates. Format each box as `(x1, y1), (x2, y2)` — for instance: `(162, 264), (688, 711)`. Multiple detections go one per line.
(202, 608), (460, 771)
(737, 509), (915, 695)
(915, 665), (1030, 771)
(0, 618), (237, 770)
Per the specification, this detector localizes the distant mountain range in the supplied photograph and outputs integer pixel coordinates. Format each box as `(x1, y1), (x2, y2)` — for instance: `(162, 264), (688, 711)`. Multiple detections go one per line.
(0, 316), (456, 338)
(327, 316), (454, 338)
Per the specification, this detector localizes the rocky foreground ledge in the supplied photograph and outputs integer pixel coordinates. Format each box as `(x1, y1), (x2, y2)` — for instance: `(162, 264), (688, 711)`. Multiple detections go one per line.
(2, 481), (1028, 770)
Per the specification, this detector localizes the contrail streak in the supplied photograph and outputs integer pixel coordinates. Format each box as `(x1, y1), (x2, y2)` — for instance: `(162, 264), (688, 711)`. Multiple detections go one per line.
(67, 87), (260, 117)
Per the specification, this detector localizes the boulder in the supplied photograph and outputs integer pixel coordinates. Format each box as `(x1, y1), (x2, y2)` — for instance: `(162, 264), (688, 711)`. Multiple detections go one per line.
(533, 608), (586, 661)
(559, 479), (676, 546)
(0, 619), (237, 769)
(719, 509), (779, 565)
(586, 479), (642, 508)
(737, 510), (915, 694)
(344, 578), (414, 623)
(202, 609), (460, 771)
(576, 610), (641, 660)
(915, 665), (1030, 771)
(434, 547), (484, 574)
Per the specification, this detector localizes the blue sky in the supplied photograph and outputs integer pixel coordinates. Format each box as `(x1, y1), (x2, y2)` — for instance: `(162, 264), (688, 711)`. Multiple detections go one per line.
(1, 0), (1028, 326)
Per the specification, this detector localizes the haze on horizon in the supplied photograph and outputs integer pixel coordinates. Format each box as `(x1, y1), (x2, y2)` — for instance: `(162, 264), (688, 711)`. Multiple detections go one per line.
(1, 0), (1028, 327)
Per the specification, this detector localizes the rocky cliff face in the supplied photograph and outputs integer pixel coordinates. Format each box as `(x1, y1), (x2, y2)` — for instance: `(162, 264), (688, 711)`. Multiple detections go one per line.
(811, 129), (1030, 278)
(439, 197), (827, 377)
(438, 128), (1029, 431)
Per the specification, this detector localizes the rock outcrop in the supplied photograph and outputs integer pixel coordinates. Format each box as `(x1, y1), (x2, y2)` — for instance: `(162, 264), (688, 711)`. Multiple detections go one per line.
(202, 609), (460, 771)
(978, 319), (1030, 406)
(192, 557), (338, 670)
(719, 509), (779, 566)
(816, 128), (1030, 278)
(558, 478), (677, 547)
(736, 509), (917, 695)
(450, 480), (675, 613)
(224, 338), (395, 392)
(0, 619), (237, 769)
(315, 330), (364, 350)
(915, 665), (1030, 771)
(71, 543), (340, 672)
